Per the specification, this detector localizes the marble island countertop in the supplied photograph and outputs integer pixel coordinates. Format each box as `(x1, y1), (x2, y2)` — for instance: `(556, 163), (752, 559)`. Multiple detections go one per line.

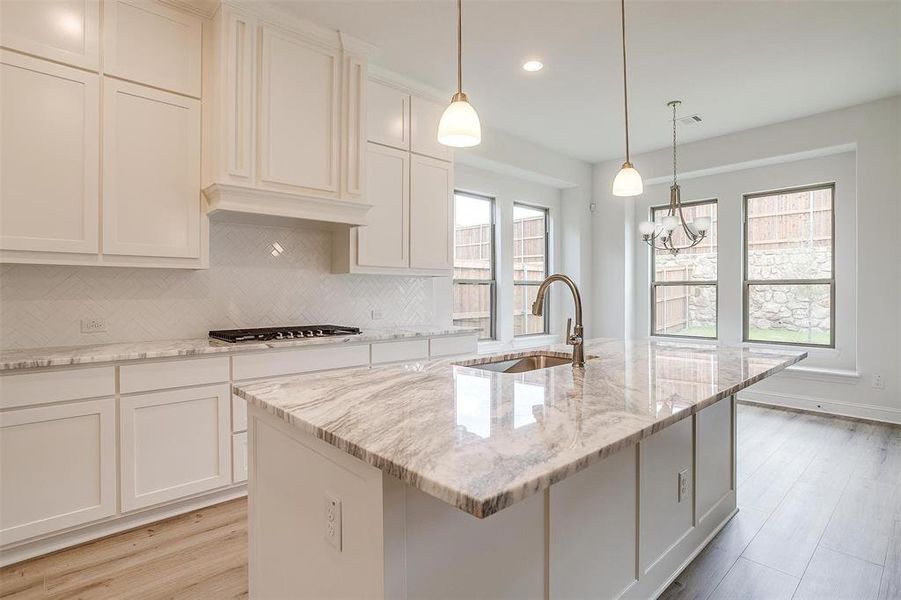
(235, 338), (806, 518)
(0, 325), (480, 371)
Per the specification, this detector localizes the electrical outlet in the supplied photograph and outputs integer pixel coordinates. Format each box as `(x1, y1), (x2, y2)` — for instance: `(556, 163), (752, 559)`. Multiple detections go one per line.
(678, 469), (690, 503)
(324, 494), (342, 551)
(872, 374), (885, 390)
(371, 308), (384, 321)
(80, 318), (107, 334)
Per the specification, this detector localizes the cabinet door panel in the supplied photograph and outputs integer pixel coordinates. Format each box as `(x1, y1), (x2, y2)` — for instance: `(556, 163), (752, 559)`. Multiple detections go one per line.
(410, 155), (453, 270)
(410, 96), (453, 161)
(120, 384), (231, 511)
(259, 25), (339, 195)
(342, 54), (366, 200)
(232, 432), (248, 483)
(0, 398), (116, 545)
(222, 8), (255, 182)
(0, 0), (100, 71)
(357, 143), (409, 268)
(103, 0), (201, 97)
(102, 78), (201, 258)
(0, 51), (99, 254)
(367, 80), (409, 150)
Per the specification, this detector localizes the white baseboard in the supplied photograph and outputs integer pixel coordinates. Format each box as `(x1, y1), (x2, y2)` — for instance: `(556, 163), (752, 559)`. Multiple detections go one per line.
(0, 485), (247, 567)
(738, 389), (901, 425)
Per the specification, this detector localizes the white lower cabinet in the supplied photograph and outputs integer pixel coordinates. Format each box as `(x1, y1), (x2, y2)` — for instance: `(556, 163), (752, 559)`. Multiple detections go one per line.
(233, 432), (248, 483)
(0, 398), (117, 545)
(120, 384), (231, 512)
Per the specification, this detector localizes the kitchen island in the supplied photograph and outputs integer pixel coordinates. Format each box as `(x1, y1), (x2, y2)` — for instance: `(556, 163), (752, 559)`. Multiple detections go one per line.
(234, 338), (805, 599)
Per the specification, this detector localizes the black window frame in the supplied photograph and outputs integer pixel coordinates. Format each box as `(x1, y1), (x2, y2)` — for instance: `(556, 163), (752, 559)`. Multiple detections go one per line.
(453, 190), (497, 340)
(742, 182), (836, 348)
(649, 198), (719, 340)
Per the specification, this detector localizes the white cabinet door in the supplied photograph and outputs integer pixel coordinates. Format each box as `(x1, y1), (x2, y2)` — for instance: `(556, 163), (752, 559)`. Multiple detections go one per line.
(0, 398), (116, 545)
(102, 78), (201, 259)
(357, 143), (409, 268)
(410, 96), (453, 162)
(258, 24), (339, 197)
(341, 54), (366, 201)
(218, 7), (256, 185)
(0, 0), (100, 71)
(120, 384), (231, 512)
(102, 0), (202, 97)
(410, 154), (453, 270)
(367, 79), (409, 150)
(0, 51), (99, 254)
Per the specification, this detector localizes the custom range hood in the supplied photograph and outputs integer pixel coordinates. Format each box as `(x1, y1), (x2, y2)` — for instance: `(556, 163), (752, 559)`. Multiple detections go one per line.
(203, 3), (375, 228)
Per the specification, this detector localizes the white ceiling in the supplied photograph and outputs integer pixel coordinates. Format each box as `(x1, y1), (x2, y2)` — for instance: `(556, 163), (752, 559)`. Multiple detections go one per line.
(273, 1), (901, 163)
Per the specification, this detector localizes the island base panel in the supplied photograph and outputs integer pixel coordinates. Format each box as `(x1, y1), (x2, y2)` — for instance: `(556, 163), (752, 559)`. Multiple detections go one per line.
(247, 396), (736, 599)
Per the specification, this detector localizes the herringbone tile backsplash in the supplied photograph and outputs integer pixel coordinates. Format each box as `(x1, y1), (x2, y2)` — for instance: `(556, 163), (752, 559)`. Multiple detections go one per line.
(0, 222), (436, 350)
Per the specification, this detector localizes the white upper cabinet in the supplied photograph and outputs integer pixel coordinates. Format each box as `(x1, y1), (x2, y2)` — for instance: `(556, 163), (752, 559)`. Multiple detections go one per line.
(410, 96), (453, 162)
(410, 154), (454, 270)
(357, 143), (409, 269)
(102, 78), (201, 258)
(0, 51), (99, 254)
(102, 0), (202, 97)
(0, 0), (101, 71)
(367, 80), (409, 151)
(258, 24), (339, 197)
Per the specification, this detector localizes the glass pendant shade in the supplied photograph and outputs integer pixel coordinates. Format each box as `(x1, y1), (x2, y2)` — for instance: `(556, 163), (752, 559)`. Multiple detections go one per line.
(612, 163), (643, 196)
(661, 215), (679, 231)
(693, 217), (711, 232)
(638, 221), (656, 236)
(438, 95), (481, 148)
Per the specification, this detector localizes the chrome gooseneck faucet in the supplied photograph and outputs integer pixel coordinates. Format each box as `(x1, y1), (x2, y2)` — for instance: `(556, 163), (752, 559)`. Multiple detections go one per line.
(531, 274), (584, 368)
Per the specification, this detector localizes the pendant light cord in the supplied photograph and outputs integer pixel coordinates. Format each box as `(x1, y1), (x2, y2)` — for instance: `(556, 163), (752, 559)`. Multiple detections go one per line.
(457, 0), (463, 94)
(620, 0), (630, 163)
(672, 102), (678, 185)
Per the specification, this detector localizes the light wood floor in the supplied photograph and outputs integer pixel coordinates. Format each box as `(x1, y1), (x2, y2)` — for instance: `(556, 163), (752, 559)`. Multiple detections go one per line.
(1, 404), (899, 600)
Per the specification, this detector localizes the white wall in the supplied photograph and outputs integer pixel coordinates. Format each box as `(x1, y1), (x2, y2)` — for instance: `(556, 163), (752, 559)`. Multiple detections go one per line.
(593, 96), (901, 423)
(453, 163), (564, 349)
(455, 127), (595, 340)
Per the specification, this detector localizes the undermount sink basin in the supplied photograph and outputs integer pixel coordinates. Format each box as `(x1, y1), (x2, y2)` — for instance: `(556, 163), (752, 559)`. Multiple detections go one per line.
(458, 352), (588, 374)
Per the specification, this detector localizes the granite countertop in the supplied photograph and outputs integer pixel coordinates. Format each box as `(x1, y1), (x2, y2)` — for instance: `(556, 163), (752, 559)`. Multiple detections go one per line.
(234, 338), (806, 518)
(0, 325), (480, 371)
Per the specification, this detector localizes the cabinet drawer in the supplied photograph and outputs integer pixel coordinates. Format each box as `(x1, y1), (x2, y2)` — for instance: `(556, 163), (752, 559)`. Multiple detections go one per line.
(232, 394), (247, 433)
(0, 398), (117, 545)
(371, 339), (428, 365)
(233, 432), (248, 483)
(430, 335), (478, 358)
(233, 344), (369, 381)
(120, 356), (229, 394)
(0, 366), (115, 410)
(120, 384), (231, 511)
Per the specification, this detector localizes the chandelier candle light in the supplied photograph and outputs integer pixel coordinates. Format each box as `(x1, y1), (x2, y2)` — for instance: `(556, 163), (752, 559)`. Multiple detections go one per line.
(611, 0), (643, 196)
(638, 101), (711, 255)
(437, 0), (481, 147)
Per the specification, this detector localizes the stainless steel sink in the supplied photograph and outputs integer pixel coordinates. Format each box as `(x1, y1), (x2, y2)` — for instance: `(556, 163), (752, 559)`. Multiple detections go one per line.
(457, 352), (587, 374)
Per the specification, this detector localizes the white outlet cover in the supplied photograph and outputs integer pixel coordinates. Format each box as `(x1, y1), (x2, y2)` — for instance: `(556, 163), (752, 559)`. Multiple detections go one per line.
(80, 318), (107, 333)
(324, 494), (342, 551)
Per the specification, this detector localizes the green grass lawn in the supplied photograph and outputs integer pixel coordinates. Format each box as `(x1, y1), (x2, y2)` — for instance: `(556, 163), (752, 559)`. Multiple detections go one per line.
(665, 325), (830, 346)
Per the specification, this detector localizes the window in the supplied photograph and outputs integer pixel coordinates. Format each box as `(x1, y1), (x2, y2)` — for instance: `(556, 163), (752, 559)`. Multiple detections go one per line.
(743, 184), (834, 347)
(453, 192), (495, 339)
(650, 200), (718, 338)
(513, 204), (549, 336)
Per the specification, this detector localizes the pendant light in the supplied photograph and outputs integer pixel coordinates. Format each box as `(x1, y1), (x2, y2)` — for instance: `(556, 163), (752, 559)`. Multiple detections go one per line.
(611, 0), (643, 196)
(638, 101), (711, 255)
(438, 0), (481, 147)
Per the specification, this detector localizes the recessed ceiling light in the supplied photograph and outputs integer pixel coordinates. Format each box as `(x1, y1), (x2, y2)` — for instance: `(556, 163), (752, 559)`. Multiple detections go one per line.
(522, 60), (544, 72)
